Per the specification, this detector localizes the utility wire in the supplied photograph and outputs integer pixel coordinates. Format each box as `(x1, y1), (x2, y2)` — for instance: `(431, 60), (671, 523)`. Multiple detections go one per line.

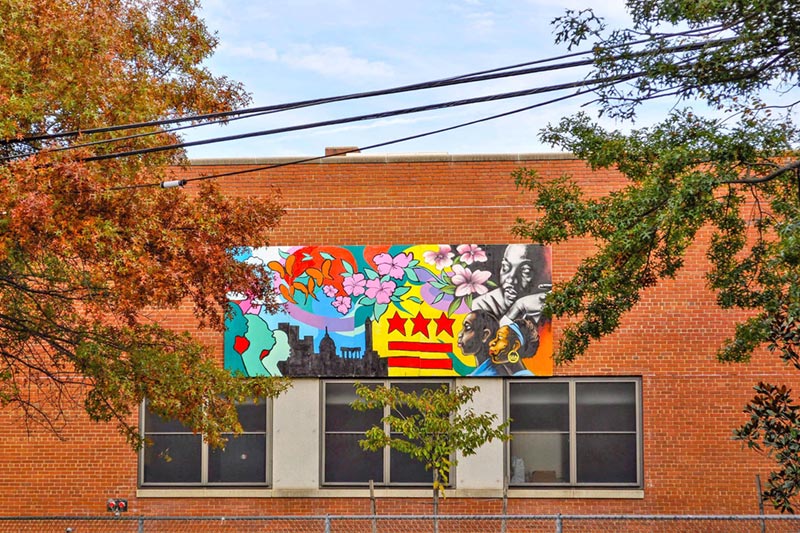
(4, 55), (601, 146)
(110, 78), (631, 191)
(85, 71), (642, 163)
(4, 31), (737, 147)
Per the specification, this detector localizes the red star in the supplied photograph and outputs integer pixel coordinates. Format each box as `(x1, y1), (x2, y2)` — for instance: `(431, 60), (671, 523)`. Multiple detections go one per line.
(410, 312), (431, 338)
(386, 312), (407, 335)
(434, 313), (456, 337)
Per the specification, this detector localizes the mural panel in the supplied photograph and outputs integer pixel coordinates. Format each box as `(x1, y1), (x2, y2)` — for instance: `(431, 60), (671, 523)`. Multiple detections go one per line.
(225, 245), (553, 377)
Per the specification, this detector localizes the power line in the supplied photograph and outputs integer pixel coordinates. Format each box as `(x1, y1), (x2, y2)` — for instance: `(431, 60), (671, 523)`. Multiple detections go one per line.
(3, 30), (737, 148)
(4, 54), (600, 146)
(87, 71), (642, 163)
(109, 80), (623, 191)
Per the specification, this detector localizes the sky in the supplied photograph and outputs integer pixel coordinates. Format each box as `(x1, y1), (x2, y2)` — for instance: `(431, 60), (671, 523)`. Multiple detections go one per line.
(182, 1), (639, 160)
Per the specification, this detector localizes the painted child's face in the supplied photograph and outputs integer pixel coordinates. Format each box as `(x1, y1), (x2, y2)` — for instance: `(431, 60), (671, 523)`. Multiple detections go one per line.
(458, 312), (483, 356)
(488, 326), (512, 357)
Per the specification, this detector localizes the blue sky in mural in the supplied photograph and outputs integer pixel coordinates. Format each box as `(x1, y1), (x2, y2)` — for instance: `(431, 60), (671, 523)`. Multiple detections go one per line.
(183, 1), (684, 159)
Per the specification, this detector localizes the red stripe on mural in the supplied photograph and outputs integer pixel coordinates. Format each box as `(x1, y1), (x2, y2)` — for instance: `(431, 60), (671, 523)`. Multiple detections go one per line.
(388, 357), (453, 370)
(387, 341), (453, 353)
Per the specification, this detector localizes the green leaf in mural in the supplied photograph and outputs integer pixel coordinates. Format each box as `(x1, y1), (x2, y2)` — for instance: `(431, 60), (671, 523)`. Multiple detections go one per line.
(440, 285), (456, 295)
(302, 253), (313, 262)
(278, 249), (290, 259)
(320, 252), (335, 261)
(430, 279), (447, 289)
(431, 293), (445, 305)
(342, 260), (354, 275)
(407, 296), (423, 304)
(373, 303), (388, 321)
(393, 286), (411, 297)
(405, 268), (420, 283)
(465, 294), (474, 309)
(447, 297), (462, 316)
(364, 268), (379, 280)
(392, 299), (410, 315)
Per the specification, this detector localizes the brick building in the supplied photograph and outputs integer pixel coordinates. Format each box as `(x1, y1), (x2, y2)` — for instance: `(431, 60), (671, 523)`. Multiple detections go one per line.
(0, 151), (792, 519)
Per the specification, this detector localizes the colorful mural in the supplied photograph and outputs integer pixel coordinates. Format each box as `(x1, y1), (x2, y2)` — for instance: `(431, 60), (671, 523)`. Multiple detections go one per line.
(225, 244), (553, 377)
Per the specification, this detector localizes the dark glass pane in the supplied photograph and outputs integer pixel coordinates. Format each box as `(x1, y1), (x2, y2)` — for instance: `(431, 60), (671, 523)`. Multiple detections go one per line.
(509, 382), (568, 432)
(576, 433), (638, 484)
(144, 401), (191, 433)
(324, 434), (383, 483)
(326, 404), (383, 432)
(509, 433), (569, 484)
(576, 382), (636, 432)
(208, 434), (266, 483)
(326, 383), (382, 432)
(390, 448), (432, 483)
(143, 434), (202, 483)
(236, 401), (267, 433)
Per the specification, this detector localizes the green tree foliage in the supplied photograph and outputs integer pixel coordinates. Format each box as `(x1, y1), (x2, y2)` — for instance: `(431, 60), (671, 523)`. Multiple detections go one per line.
(0, 0), (289, 448)
(352, 383), (509, 526)
(516, 0), (800, 511)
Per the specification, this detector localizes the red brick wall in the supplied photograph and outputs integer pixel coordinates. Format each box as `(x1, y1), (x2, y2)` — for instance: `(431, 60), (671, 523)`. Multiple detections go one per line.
(0, 153), (792, 517)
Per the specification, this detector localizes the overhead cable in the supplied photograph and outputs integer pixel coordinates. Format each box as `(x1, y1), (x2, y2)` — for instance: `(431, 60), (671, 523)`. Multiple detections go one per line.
(86, 71), (642, 163)
(4, 32), (737, 147)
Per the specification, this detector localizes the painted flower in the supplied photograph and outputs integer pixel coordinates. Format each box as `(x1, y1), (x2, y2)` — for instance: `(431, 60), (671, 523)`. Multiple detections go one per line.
(450, 264), (491, 297)
(322, 285), (338, 298)
(365, 278), (397, 304)
(374, 252), (412, 279)
(343, 273), (367, 296)
(422, 245), (454, 270)
(332, 295), (352, 314)
(457, 244), (488, 265)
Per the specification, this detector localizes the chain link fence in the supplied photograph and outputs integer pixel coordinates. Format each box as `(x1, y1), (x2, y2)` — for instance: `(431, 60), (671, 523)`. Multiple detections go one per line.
(2, 514), (800, 533)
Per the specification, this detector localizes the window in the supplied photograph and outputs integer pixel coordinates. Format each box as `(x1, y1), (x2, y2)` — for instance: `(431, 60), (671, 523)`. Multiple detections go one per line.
(508, 378), (641, 487)
(322, 380), (449, 486)
(140, 399), (270, 486)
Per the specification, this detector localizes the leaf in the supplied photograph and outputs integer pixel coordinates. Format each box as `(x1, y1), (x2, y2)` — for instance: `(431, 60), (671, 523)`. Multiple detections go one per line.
(342, 260), (354, 275)
(284, 254), (296, 277)
(393, 286), (411, 297)
(267, 261), (286, 279)
(306, 268), (323, 285)
(432, 293), (445, 305)
(407, 296), (423, 304)
(373, 303), (388, 321)
(447, 297), (462, 316)
(320, 252), (335, 260)
(279, 284), (296, 304)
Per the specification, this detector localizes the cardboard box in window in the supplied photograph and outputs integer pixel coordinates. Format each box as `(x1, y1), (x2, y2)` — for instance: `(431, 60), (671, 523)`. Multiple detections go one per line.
(529, 470), (558, 482)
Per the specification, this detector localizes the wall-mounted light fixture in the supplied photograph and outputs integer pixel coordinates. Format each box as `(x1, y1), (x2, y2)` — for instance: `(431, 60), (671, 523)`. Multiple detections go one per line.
(106, 498), (128, 513)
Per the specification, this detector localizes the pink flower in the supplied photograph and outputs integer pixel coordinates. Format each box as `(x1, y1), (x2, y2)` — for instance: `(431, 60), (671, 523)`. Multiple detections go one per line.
(457, 244), (487, 265)
(450, 264), (491, 297)
(343, 273), (367, 296)
(374, 252), (412, 279)
(422, 245), (454, 270)
(365, 278), (397, 304)
(332, 295), (352, 314)
(323, 285), (338, 298)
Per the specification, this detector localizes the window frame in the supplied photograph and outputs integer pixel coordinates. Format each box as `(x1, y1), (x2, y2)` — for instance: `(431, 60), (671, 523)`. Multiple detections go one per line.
(506, 377), (643, 488)
(321, 379), (453, 487)
(138, 399), (272, 488)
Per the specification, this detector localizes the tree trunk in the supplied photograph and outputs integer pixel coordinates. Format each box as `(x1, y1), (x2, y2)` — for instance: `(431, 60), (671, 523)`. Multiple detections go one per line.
(433, 469), (439, 533)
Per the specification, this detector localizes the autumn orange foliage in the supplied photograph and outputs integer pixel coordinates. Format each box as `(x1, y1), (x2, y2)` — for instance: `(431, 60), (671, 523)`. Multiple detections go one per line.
(0, 0), (288, 447)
